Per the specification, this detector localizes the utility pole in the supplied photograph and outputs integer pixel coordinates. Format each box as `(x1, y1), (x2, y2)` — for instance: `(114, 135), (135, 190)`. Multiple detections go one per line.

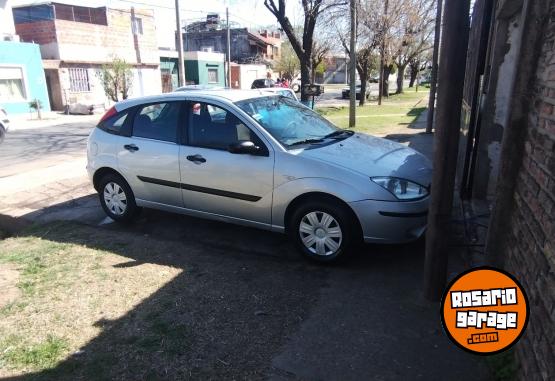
(426, 0), (443, 133)
(175, 0), (185, 87)
(226, 7), (232, 88)
(348, 0), (356, 127)
(423, 0), (471, 301)
(378, 0), (389, 106)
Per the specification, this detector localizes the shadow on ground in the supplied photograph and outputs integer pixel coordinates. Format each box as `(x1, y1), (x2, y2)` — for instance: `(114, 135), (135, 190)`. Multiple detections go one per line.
(2, 200), (489, 380)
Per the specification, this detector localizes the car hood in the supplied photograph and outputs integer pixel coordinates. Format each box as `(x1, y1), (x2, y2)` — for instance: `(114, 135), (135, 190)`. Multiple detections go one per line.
(299, 133), (432, 186)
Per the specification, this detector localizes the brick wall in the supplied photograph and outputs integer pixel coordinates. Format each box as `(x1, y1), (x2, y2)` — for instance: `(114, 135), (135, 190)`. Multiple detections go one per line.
(15, 7), (158, 64)
(15, 20), (56, 45)
(505, 3), (555, 379)
(55, 8), (158, 64)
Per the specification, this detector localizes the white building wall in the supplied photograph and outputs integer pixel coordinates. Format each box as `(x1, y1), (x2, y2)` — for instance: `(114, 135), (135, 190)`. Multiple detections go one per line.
(239, 64), (267, 90)
(0, 0), (17, 39)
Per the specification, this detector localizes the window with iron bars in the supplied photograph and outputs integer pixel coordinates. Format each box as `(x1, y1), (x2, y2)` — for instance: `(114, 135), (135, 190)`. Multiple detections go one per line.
(69, 68), (90, 92)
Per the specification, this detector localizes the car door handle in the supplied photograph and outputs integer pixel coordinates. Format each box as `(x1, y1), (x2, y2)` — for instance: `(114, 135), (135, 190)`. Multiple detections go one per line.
(124, 144), (139, 152)
(186, 154), (206, 163)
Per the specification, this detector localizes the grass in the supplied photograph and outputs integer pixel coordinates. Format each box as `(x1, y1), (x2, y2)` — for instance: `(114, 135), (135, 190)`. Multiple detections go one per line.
(0, 222), (182, 377)
(317, 87), (430, 136)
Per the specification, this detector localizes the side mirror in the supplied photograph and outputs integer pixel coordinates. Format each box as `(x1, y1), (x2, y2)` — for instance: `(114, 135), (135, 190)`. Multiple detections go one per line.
(228, 141), (262, 155)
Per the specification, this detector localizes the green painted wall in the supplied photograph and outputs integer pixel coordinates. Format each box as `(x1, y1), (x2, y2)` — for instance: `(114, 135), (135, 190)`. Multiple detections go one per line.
(183, 60), (224, 86)
(161, 58), (225, 87)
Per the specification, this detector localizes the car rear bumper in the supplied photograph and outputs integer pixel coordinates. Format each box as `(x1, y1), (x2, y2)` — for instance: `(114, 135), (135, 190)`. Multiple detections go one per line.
(348, 198), (429, 243)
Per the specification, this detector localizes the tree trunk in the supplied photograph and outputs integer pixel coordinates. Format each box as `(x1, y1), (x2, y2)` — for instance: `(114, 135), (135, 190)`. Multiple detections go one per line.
(409, 62), (419, 87)
(382, 65), (392, 97)
(357, 65), (368, 106)
(396, 64), (406, 94)
(300, 58), (311, 102)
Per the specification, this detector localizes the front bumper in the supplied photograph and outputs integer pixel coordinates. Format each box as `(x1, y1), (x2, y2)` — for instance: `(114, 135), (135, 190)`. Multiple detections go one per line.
(349, 198), (429, 244)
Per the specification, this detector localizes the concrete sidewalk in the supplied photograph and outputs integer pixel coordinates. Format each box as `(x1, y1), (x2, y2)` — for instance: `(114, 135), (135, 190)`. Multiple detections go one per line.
(7, 112), (100, 131)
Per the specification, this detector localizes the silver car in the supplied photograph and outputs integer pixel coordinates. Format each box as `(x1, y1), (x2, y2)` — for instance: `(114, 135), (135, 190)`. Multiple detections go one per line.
(87, 90), (432, 262)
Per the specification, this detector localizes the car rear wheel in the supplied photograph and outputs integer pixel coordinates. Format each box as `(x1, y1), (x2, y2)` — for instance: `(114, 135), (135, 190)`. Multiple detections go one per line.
(98, 173), (140, 223)
(292, 84), (300, 93)
(289, 200), (358, 263)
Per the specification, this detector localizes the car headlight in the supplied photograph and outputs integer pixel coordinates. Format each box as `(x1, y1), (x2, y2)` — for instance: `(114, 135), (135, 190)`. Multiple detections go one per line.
(371, 177), (429, 200)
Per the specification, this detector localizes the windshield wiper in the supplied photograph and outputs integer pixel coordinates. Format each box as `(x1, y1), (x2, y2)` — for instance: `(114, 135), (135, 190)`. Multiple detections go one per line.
(324, 129), (355, 139)
(288, 138), (325, 147)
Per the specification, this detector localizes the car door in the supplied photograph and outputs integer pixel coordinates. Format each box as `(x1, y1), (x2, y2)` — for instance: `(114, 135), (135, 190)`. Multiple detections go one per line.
(179, 100), (274, 225)
(117, 101), (184, 207)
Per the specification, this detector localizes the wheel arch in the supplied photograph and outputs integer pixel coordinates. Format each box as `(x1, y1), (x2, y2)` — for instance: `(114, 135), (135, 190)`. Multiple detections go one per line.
(92, 167), (126, 191)
(283, 192), (362, 239)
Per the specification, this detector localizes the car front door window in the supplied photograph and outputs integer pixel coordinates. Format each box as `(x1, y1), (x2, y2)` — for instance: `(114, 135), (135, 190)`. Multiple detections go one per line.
(187, 102), (260, 150)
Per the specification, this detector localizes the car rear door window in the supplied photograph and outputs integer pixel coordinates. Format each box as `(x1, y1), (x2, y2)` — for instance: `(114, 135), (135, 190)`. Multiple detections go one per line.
(133, 102), (180, 143)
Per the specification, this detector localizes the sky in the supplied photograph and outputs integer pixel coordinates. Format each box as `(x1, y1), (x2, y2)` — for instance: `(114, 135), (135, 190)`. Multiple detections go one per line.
(11, 0), (301, 48)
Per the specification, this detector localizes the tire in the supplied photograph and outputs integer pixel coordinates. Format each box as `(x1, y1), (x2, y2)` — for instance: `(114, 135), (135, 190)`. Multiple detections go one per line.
(289, 199), (359, 263)
(0, 126), (5, 145)
(292, 84), (300, 93)
(98, 173), (140, 223)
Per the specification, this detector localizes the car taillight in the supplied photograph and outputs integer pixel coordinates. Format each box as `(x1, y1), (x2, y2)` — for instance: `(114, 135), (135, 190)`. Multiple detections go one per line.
(98, 106), (117, 124)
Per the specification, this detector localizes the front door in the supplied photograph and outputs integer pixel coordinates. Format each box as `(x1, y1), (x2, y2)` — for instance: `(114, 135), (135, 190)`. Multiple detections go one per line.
(117, 101), (183, 207)
(179, 101), (274, 225)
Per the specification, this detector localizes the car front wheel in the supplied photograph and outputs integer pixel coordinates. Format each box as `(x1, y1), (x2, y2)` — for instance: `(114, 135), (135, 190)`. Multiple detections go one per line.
(292, 84), (300, 93)
(98, 173), (140, 223)
(289, 201), (358, 263)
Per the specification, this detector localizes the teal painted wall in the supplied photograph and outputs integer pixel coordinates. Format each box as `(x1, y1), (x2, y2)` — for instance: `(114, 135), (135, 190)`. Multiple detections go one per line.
(184, 60), (199, 85)
(0, 41), (50, 114)
(183, 59), (224, 86)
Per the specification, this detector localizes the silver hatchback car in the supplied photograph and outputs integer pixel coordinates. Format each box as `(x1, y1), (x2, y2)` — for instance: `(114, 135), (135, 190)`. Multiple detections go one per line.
(87, 90), (432, 262)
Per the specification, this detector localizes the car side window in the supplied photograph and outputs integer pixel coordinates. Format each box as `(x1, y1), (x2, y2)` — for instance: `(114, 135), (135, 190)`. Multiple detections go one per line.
(132, 102), (180, 143)
(187, 102), (262, 150)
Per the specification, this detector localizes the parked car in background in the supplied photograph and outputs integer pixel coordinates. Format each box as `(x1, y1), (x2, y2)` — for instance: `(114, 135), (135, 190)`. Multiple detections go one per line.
(342, 82), (371, 100)
(260, 87), (299, 101)
(88, 90), (431, 263)
(0, 108), (10, 144)
(290, 76), (301, 93)
(251, 79), (276, 89)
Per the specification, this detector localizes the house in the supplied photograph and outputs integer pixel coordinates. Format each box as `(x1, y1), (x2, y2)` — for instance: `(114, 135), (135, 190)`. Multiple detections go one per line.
(432, 0), (555, 378)
(321, 56), (348, 84)
(0, 0), (50, 115)
(158, 50), (225, 91)
(183, 15), (279, 64)
(230, 63), (268, 89)
(12, 2), (161, 111)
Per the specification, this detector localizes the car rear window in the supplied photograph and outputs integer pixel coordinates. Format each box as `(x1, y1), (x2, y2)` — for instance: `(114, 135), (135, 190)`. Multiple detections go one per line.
(98, 111), (129, 135)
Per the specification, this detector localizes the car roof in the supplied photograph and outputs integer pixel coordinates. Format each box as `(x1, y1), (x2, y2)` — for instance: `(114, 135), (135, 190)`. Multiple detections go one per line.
(261, 87), (293, 93)
(113, 89), (275, 111)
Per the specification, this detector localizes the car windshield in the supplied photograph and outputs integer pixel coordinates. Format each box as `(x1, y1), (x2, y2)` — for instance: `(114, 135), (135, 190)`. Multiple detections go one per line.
(236, 96), (343, 148)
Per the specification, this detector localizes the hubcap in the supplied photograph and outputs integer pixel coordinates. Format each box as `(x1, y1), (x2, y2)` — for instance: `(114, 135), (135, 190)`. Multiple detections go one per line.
(299, 211), (343, 256)
(103, 182), (127, 216)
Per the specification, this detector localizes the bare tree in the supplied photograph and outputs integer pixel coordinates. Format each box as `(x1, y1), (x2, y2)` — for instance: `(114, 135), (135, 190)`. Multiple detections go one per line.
(393, 0), (435, 94)
(326, 0), (379, 106)
(275, 41), (300, 79)
(311, 40), (331, 82)
(264, 0), (345, 102)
